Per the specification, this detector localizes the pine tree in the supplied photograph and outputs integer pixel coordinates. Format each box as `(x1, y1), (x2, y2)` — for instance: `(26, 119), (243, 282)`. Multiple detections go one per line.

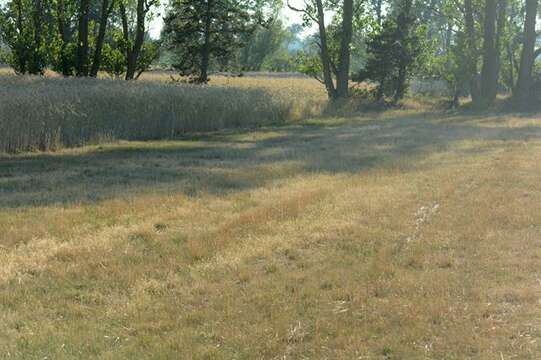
(356, 0), (422, 102)
(163, 0), (261, 83)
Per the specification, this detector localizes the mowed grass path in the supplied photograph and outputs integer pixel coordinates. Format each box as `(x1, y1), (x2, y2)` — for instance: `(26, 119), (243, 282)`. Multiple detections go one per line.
(1, 110), (541, 359)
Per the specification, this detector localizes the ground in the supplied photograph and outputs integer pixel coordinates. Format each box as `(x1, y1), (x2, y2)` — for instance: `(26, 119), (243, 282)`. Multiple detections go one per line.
(1, 109), (541, 359)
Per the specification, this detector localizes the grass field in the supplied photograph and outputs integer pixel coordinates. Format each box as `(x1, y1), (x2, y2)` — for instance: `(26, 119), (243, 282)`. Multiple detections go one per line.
(2, 91), (541, 358)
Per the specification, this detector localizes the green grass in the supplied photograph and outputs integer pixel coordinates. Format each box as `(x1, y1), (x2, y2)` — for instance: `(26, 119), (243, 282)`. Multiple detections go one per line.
(2, 106), (541, 358)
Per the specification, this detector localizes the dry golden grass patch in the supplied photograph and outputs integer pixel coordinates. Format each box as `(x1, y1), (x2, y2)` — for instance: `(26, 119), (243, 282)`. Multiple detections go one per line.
(1, 102), (541, 358)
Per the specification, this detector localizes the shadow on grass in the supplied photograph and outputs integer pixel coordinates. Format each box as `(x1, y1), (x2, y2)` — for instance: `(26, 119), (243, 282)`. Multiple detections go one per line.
(1, 111), (541, 208)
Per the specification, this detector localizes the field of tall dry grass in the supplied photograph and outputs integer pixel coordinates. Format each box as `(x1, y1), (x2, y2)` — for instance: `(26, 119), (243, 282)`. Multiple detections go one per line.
(0, 72), (325, 153)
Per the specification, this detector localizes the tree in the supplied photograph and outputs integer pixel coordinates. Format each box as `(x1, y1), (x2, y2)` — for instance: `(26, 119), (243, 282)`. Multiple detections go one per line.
(164, 0), (262, 83)
(356, 0), (423, 102)
(119, 0), (158, 80)
(514, 0), (538, 105)
(335, 0), (354, 98)
(393, 0), (415, 102)
(233, 0), (284, 71)
(235, 19), (287, 71)
(463, 0), (481, 105)
(90, 0), (116, 77)
(0, 0), (158, 80)
(288, 0), (355, 100)
(478, 0), (505, 107)
(76, 0), (90, 76)
(0, 0), (50, 74)
(500, 1), (523, 93)
(51, 0), (77, 76)
(100, 30), (127, 78)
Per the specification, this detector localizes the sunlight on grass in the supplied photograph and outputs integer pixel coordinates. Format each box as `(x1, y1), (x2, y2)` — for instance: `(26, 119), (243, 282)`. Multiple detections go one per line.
(2, 105), (541, 358)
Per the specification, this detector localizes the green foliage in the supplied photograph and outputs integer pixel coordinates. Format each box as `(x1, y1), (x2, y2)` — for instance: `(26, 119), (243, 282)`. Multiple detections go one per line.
(49, 40), (77, 76)
(232, 0), (288, 71)
(0, 41), (11, 63)
(424, 32), (470, 100)
(0, 0), (159, 78)
(98, 31), (160, 80)
(0, 0), (50, 74)
(235, 19), (288, 71)
(292, 3), (368, 87)
(295, 51), (323, 81)
(101, 44), (127, 79)
(258, 23), (306, 72)
(163, 0), (262, 82)
(135, 40), (160, 77)
(355, 1), (425, 101)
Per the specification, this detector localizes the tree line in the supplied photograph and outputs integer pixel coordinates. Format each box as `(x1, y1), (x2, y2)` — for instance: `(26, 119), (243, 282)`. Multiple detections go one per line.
(288, 0), (541, 107)
(0, 0), (161, 79)
(1, 0), (541, 107)
(0, 0), (286, 80)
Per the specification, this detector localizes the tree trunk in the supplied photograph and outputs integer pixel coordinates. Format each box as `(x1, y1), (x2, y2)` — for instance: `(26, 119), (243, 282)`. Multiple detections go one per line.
(494, 0), (506, 91)
(31, 0), (43, 74)
(394, 66), (408, 103)
(119, 1), (132, 69)
(393, 0), (413, 103)
(199, 0), (212, 83)
(452, 85), (460, 108)
(514, 0), (538, 105)
(479, 0), (498, 107)
(90, 0), (114, 77)
(121, 0), (147, 80)
(335, 0), (353, 98)
(56, 0), (71, 76)
(464, 0), (481, 106)
(76, 0), (90, 76)
(445, 21), (452, 54)
(315, 0), (336, 99)
(507, 42), (515, 92)
(14, 0), (26, 73)
(375, 0), (383, 25)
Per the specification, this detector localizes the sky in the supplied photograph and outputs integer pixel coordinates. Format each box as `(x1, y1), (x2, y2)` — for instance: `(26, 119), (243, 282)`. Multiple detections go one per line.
(148, 0), (310, 39)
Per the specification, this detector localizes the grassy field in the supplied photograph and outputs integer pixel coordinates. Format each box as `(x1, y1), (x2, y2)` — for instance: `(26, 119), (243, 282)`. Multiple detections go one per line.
(2, 87), (541, 359)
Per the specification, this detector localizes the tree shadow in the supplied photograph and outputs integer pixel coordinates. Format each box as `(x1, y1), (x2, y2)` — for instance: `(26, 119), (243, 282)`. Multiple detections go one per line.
(1, 111), (541, 209)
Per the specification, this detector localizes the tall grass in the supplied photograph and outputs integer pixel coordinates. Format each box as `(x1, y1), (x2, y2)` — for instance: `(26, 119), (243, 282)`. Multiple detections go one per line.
(0, 74), (325, 153)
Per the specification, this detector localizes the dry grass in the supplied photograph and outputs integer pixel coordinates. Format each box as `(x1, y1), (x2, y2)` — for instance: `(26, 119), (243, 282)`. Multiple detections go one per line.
(1, 100), (541, 358)
(0, 72), (325, 153)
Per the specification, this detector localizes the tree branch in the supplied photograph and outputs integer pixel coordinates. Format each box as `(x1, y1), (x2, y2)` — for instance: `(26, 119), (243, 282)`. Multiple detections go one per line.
(287, 0), (319, 24)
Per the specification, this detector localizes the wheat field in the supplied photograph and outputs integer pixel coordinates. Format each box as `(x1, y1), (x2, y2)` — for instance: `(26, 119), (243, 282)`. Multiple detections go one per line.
(0, 72), (325, 153)
(1, 73), (541, 358)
